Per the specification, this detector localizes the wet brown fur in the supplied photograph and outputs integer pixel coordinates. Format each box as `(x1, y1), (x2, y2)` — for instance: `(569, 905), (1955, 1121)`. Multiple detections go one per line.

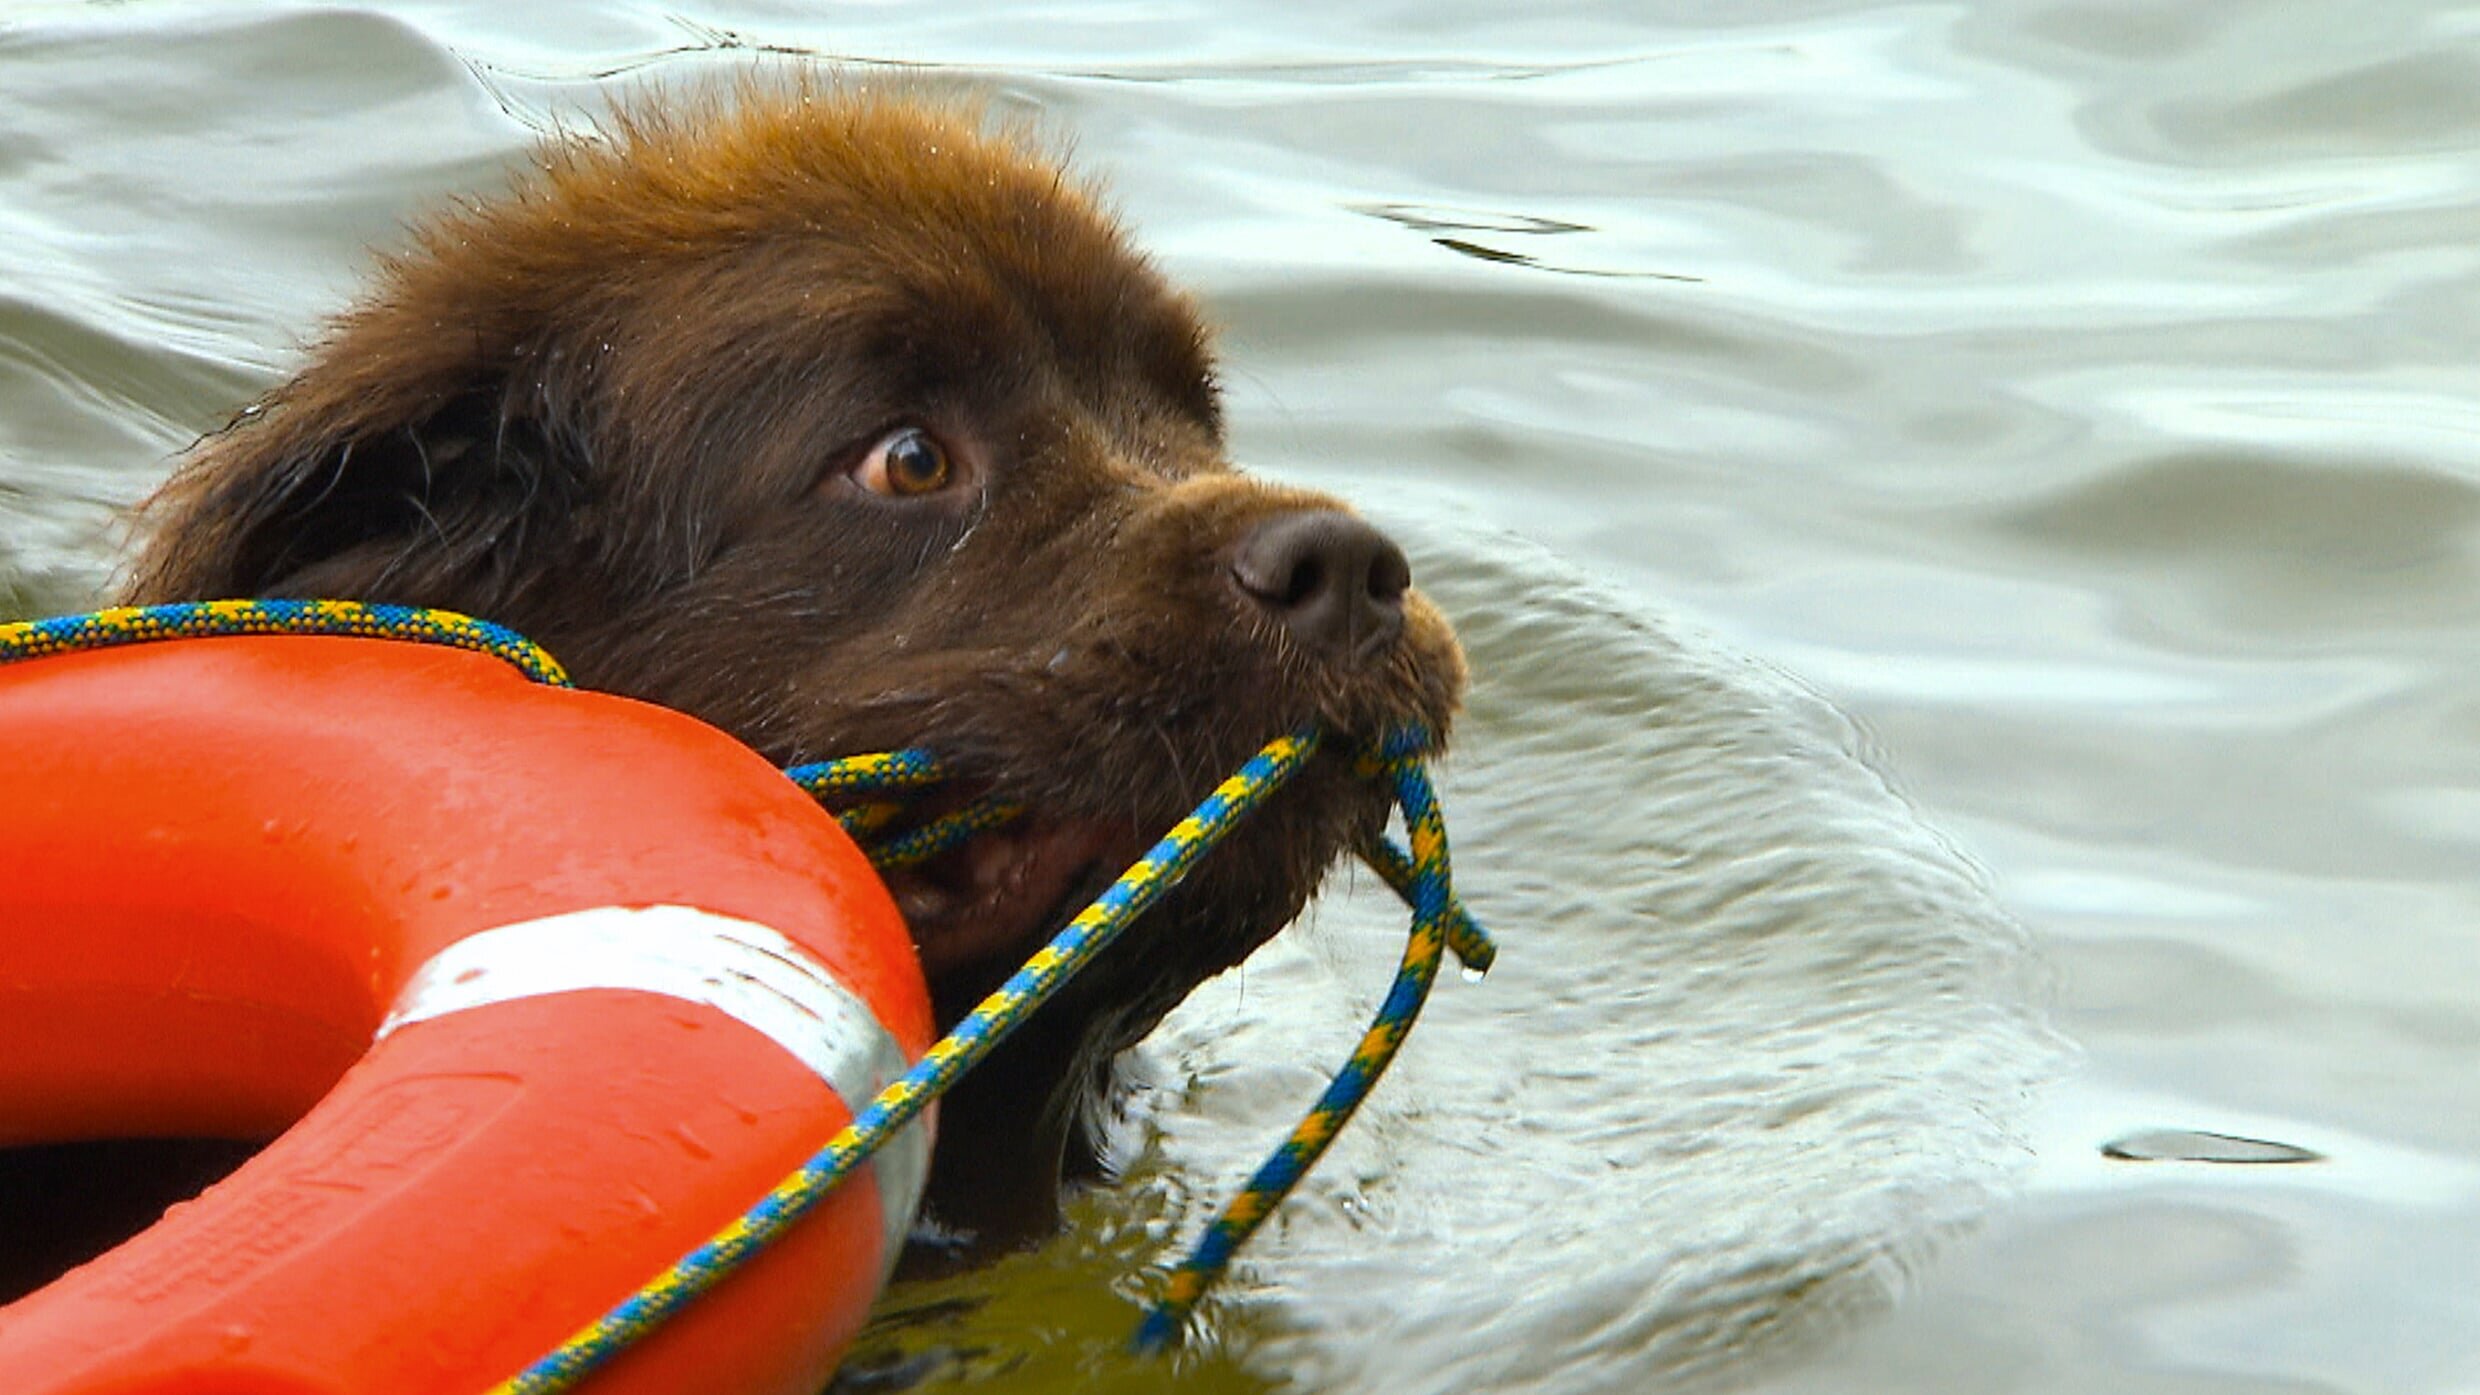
(126, 80), (1463, 1251)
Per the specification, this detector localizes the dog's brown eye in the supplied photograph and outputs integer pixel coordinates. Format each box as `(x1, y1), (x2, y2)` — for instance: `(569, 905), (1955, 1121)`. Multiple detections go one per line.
(854, 427), (953, 497)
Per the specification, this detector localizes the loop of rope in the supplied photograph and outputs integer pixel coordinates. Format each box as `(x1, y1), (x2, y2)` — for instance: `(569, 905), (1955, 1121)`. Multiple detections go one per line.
(1355, 831), (1495, 973)
(0, 603), (1494, 1383)
(1133, 734), (1483, 1349)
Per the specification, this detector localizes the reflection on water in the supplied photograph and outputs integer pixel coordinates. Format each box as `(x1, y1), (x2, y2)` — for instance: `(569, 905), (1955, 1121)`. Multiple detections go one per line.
(4, 2), (2478, 1392)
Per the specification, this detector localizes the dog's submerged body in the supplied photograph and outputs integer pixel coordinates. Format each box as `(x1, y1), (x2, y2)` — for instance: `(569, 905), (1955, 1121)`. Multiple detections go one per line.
(127, 86), (1463, 1250)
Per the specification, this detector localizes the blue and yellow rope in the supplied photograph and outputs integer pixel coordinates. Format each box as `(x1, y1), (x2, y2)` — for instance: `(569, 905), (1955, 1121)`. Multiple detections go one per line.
(850, 794), (1028, 871)
(785, 748), (945, 797)
(0, 598), (570, 686)
(1134, 727), (1486, 1349)
(1355, 820), (1495, 974)
(500, 726), (1332, 1392)
(0, 602), (1494, 1382)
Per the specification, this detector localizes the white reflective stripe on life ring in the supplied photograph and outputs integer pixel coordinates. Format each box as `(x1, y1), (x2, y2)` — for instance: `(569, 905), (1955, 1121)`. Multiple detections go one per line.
(377, 903), (927, 1250)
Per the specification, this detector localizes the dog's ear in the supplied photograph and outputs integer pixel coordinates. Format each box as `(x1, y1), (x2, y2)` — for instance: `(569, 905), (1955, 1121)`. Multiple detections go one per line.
(125, 344), (589, 610)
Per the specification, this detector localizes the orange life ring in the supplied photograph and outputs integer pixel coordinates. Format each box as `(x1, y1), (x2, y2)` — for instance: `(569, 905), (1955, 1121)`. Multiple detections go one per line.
(0, 635), (935, 1394)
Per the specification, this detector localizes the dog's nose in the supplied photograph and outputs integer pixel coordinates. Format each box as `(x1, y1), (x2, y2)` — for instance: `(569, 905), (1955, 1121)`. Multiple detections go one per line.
(1230, 510), (1411, 666)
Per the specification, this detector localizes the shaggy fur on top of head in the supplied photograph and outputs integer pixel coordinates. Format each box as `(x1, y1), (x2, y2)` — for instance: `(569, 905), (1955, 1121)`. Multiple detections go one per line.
(129, 80), (1465, 1251)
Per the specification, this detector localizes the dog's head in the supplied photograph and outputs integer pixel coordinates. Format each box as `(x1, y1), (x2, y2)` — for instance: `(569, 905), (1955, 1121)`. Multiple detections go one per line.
(129, 84), (1464, 1249)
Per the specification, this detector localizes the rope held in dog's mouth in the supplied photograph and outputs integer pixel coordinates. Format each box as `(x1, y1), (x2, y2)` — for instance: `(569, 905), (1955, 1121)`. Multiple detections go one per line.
(1131, 728), (1487, 1352)
(0, 600), (1496, 1383)
(791, 729), (1493, 1354)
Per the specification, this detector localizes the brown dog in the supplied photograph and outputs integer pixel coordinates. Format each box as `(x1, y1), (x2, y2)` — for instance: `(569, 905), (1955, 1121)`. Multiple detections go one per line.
(126, 83), (1464, 1253)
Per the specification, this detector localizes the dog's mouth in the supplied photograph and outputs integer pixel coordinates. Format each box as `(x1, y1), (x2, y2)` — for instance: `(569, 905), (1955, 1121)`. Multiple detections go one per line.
(826, 719), (1429, 999)
(865, 798), (1134, 979)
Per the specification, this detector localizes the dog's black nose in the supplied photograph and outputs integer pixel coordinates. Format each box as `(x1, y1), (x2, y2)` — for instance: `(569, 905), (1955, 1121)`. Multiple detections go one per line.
(1230, 510), (1411, 666)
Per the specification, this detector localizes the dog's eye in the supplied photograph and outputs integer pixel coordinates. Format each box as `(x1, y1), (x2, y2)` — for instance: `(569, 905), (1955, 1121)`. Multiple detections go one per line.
(853, 427), (954, 497)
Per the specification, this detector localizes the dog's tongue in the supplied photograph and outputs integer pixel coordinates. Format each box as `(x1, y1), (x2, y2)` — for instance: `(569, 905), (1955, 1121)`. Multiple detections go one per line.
(884, 816), (1124, 975)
